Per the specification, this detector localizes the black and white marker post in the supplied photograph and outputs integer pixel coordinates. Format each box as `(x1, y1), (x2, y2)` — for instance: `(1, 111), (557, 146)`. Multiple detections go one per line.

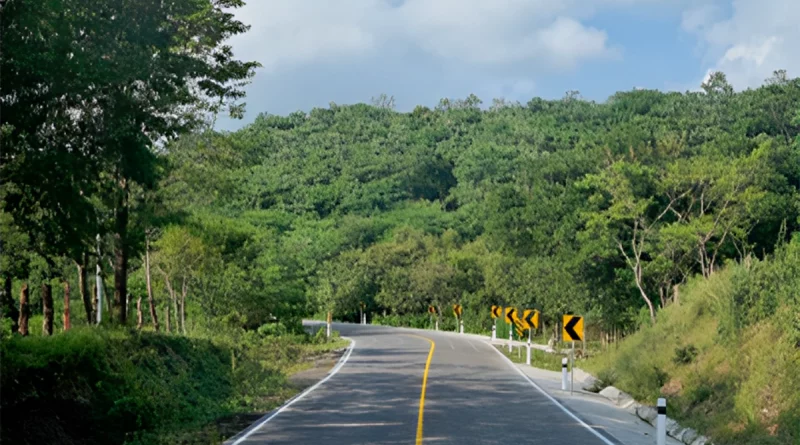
(526, 327), (531, 365)
(326, 312), (332, 338)
(561, 357), (568, 391)
(491, 318), (496, 340)
(657, 398), (667, 445)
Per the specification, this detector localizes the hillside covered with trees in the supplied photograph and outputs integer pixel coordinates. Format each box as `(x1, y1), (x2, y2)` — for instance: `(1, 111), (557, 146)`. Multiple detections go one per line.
(1, 0), (799, 442)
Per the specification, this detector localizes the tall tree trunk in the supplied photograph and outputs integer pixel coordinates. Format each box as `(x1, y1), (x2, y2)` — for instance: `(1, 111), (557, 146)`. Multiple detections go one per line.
(18, 284), (29, 336)
(144, 237), (159, 331)
(180, 277), (187, 335)
(113, 178), (129, 324)
(42, 283), (53, 336)
(78, 255), (92, 323)
(63, 282), (71, 331)
(162, 273), (178, 334)
(673, 284), (680, 306)
(165, 304), (171, 333)
(136, 295), (143, 329)
(634, 262), (656, 323)
(92, 282), (98, 323)
(2, 275), (19, 332)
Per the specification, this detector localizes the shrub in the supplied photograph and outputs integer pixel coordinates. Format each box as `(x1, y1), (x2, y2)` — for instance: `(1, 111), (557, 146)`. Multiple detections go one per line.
(593, 368), (619, 391)
(673, 344), (699, 365)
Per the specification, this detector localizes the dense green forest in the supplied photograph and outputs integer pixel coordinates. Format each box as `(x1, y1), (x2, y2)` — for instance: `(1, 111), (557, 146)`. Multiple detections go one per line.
(2, 0), (800, 444)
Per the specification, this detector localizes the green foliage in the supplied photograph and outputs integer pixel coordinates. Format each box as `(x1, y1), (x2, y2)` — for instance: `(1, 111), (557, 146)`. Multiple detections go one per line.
(673, 344), (699, 365)
(0, 326), (348, 445)
(494, 346), (566, 372)
(3, 10), (800, 441)
(585, 242), (800, 445)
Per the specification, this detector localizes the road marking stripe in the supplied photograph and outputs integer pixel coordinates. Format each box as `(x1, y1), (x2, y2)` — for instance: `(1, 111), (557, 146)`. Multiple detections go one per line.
(489, 345), (616, 445)
(229, 338), (356, 445)
(404, 334), (435, 445)
(469, 341), (479, 352)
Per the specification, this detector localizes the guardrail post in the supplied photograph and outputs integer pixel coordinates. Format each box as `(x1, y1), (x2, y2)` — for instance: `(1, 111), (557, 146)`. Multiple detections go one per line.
(526, 329), (531, 365)
(657, 398), (666, 445)
(561, 357), (568, 391)
(326, 312), (332, 338)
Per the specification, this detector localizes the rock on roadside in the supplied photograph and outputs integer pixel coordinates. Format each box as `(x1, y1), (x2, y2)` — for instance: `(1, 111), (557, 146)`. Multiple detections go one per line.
(599, 386), (636, 409)
(636, 405), (658, 425)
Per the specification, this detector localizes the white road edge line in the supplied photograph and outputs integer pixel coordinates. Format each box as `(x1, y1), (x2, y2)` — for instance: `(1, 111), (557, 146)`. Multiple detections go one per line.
(488, 344), (616, 445)
(231, 337), (356, 445)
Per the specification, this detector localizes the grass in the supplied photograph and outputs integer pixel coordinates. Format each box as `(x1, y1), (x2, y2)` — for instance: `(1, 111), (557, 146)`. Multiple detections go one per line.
(494, 344), (566, 372)
(0, 325), (349, 445)
(583, 262), (800, 445)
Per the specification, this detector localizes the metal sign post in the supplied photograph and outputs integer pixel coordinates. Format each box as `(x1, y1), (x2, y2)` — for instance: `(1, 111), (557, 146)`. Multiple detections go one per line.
(571, 340), (575, 395)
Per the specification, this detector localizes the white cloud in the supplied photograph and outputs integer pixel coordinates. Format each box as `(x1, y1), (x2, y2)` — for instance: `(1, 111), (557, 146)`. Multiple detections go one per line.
(681, 4), (721, 32)
(682, 0), (800, 89)
(229, 0), (627, 73)
(228, 1), (387, 72)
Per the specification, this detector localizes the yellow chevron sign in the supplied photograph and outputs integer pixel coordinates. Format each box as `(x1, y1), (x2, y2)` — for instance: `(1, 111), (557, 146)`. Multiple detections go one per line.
(562, 315), (584, 342)
(521, 309), (539, 330)
(491, 305), (502, 319)
(453, 304), (463, 318)
(504, 307), (517, 324)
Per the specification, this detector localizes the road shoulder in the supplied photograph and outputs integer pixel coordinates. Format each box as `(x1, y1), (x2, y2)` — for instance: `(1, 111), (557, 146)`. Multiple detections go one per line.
(511, 364), (684, 445)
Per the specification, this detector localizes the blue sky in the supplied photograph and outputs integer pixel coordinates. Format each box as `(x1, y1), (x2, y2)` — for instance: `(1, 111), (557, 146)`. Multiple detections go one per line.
(218, 0), (798, 130)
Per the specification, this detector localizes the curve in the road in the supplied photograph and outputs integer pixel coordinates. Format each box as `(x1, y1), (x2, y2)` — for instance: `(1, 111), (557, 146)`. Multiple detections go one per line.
(489, 343), (617, 445)
(229, 337), (356, 445)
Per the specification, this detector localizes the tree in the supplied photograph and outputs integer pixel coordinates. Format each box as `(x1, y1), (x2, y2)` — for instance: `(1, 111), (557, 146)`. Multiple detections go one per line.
(153, 226), (207, 334)
(0, 0), (259, 325)
(580, 160), (681, 323)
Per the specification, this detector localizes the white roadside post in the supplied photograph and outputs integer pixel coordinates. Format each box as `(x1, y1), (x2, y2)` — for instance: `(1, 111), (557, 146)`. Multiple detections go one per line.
(508, 326), (513, 352)
(459, 319), (464, 334)
(326, 312), (332, 339)
(561, 357), (568, 390)
(435, 318), (439, 331)
(526, 328), (531, 365)
(491, 319), (496, 341)
(657, 398), (667, 445)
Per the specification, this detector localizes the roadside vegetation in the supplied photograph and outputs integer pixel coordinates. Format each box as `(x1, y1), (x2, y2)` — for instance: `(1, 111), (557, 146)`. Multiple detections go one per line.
(585, 238), (800, 445)
(2, 1), (799, 444)
(0, 324), (347, 445)
(494, 345), (565, 372)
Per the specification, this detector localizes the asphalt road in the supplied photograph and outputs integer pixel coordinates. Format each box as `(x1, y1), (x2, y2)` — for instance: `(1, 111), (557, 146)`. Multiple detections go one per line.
(230, 323), (616, 444)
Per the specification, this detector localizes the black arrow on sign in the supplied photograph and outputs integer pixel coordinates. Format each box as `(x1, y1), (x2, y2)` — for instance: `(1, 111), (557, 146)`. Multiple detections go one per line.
(523, 311), (537, 329)
(564, 316), (582, 341)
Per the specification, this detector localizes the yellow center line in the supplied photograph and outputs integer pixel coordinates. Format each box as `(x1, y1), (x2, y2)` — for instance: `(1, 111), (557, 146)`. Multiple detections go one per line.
(404, 334), (435, 445)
